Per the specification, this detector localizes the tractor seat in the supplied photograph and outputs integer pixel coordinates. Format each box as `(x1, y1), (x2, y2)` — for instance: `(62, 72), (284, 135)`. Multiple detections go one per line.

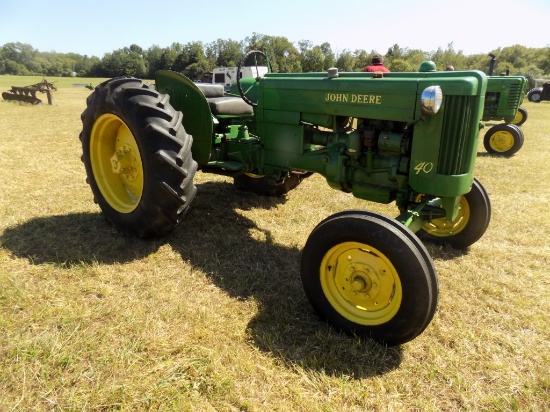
(195, 83), (253, 116)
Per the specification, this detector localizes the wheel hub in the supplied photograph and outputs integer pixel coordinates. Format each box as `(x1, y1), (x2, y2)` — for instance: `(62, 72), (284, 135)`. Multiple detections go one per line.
(347, 264), (376, 295)
(490, 130), (514, 152)
(335, 258), (389, 309)
(90, 113), (144, 213)
(324, 246), (399, 320)
(423, 196), (469, 237)
(111, 143), (139, 181)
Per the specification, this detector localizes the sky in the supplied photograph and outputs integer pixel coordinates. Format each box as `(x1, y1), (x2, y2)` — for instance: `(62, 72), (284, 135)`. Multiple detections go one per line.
(1, 0), (549, 58)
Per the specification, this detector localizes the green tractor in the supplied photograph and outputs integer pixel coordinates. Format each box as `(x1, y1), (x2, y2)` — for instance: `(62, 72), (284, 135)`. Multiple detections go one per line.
(481, 54), (528, 157)
(79, 51), (492, 346)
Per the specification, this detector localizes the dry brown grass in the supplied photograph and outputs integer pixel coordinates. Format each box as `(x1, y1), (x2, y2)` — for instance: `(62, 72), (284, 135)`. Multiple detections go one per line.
(1, 75), (549, 411)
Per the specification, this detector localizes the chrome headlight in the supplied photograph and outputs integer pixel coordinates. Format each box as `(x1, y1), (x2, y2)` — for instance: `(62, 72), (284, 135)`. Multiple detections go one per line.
(421, 86), (443, 115)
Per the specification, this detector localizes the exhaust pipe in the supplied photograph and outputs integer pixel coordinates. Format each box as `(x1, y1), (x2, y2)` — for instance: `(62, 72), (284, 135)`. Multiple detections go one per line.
(488, 53), (496, 76)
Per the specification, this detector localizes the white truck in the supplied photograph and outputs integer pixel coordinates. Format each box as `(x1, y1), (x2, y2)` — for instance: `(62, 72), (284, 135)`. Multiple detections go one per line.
(201, 66), (268, 90)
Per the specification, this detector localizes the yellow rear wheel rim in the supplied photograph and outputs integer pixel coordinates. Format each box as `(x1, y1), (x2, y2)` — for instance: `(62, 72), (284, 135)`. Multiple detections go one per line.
(90, 113), (143, 213)
(320, 242), (402, 325)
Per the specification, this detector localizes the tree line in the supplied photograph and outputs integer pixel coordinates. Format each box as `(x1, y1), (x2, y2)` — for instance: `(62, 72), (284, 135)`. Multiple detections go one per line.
(1, 33), (549, 88)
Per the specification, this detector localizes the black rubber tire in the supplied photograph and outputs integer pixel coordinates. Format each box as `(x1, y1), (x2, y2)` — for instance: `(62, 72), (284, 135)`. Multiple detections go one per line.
(234, 170), (311, 196)
(483, 123), (524, 157)
(418, 178), (491, 249)
(527, 88), (543, 103)
(510, 107), (528, 126)
(301, 210), (438, 346)
(80, 77), (197, 237)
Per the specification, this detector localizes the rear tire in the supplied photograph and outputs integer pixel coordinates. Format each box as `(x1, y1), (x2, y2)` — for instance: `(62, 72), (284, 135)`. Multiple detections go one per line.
(301, 210), (438, 346)
(483, 123), (524, 157)
(80, 77), (197, 237)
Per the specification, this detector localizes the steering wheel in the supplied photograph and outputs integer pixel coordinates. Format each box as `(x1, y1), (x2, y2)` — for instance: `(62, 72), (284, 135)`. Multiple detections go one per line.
(237, 50), (271, 107)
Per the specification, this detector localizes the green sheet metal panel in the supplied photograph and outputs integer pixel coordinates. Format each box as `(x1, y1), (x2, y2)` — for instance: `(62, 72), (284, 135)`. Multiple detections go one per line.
(155, 70), (213, 165)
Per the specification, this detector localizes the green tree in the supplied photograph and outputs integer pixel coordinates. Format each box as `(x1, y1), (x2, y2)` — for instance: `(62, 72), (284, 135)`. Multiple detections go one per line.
(429, 43), (465, 71)
(320, 42), (335, 69)
(158, 48), (176, 71)
(245, 33), (301, 72)
(183, 60), (211, 80)
(386, 44), (405, 59)
(353, 50), (370, 71)
(172, 42), (209, 74)
(2, 42), (36, 66)
(101, 48), (147, 77)
(212, 39), (243, 67)
(539, 47), (550, 75)
(389, 58), (415, 72)
(2, 39), (549, 79)
(145, 45), (163, 78)
(299, 40), (325, 72)
(335, 50), (355, 71)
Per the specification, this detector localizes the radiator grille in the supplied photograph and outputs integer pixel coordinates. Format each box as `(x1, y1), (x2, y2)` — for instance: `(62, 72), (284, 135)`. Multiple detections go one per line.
(505, 82), (523, 110)
(438, 96), (477, 175)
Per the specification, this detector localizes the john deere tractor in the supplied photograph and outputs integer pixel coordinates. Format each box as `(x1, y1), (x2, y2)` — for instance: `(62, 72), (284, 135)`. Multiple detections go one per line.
(79, 51), (492, 346)
(481, 54), (528, 157)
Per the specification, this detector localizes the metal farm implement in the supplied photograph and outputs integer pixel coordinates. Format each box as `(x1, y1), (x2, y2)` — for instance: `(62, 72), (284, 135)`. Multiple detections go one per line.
(2, 79), (57, 105)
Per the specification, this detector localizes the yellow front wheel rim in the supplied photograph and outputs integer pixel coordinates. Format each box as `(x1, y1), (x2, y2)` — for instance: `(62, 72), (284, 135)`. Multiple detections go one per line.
(90, 113), (143, 213)
(320, 242), (402, 325)
(422, 196), (470, 237)
(489, 130), (515, 152)
(512, 111), (523, 125)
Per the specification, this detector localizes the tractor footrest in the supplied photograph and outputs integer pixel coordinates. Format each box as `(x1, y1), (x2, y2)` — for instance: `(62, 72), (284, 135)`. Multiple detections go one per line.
(205, 160), (244, 171)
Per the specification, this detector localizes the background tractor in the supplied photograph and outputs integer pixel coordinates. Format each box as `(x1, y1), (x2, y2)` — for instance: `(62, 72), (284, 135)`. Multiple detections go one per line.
(481, 54), (528, 157)
(79, 51), (492, 346)
(527, 78), (550, 102)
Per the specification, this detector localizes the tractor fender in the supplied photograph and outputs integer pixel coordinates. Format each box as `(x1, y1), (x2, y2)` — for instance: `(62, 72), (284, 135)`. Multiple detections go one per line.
(155, 70), (213, 165)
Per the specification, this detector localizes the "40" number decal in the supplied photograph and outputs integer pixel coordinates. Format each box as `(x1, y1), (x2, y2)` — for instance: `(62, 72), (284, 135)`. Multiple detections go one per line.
(414, 161), (434, 174)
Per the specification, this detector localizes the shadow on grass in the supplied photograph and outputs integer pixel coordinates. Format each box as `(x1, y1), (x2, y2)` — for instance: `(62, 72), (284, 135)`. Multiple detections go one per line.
(169, 181), (404, 377)
(0, 212), (163, 266)
(476, 151), (510, 158)
(1, 180), (403, 377)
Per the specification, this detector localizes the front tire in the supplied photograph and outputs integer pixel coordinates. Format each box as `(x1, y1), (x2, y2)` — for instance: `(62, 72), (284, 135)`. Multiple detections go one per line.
(301, 211), (438, 346)
(510, 107), (527, 126)
(483, 123), (524, 157)
(80, 77), (197, 237)
(418, 178), (491, 249)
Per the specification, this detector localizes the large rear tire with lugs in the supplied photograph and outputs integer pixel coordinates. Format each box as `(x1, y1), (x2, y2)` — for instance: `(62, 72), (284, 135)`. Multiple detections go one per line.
(79, 77), (197, 237)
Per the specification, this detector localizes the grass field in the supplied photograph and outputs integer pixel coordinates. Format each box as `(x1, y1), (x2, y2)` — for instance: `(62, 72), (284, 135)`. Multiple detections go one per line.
(1, 75), (549, 411)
